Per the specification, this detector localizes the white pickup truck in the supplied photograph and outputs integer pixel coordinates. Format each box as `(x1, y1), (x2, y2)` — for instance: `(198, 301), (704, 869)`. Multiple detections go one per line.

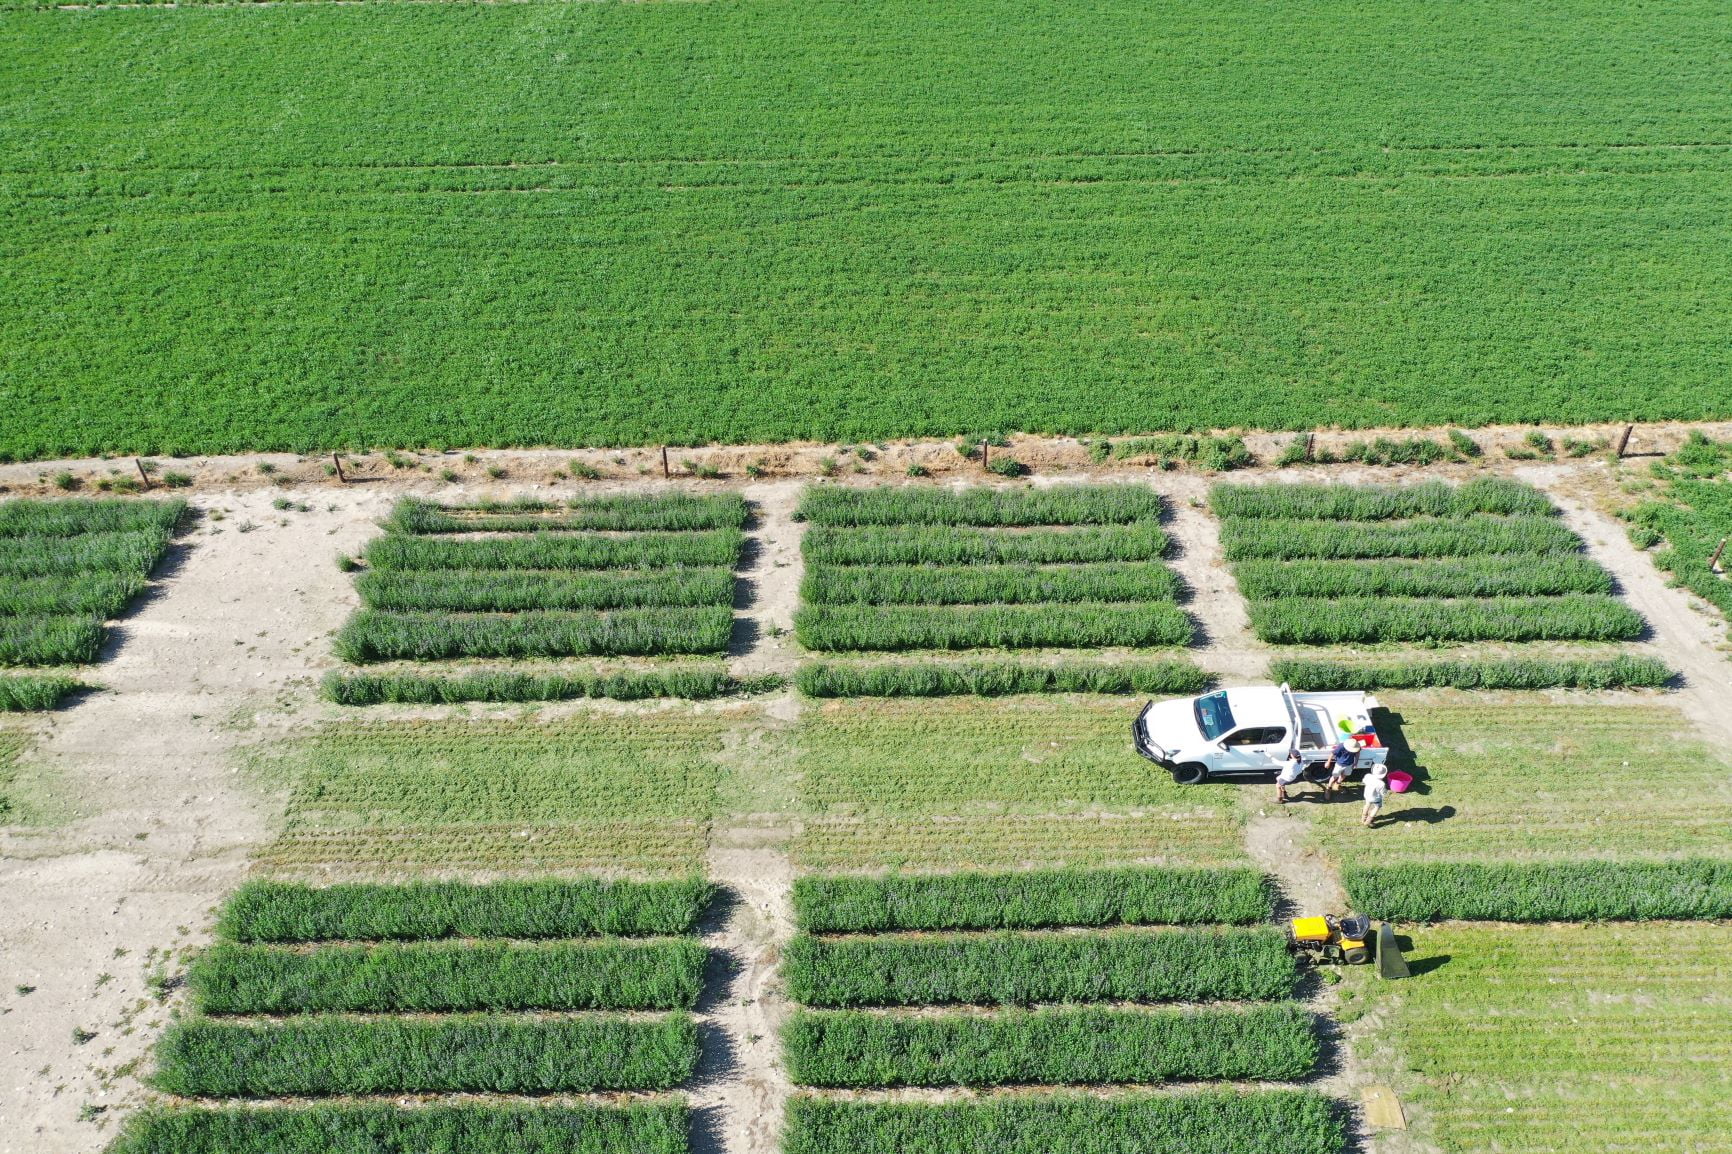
(1133, 684), (1388, 785)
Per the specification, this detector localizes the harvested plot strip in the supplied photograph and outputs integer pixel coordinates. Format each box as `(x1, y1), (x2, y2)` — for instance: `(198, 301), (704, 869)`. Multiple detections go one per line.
(1211, 477), (1551, 521)
(219, 878), (712, 942)
(804, 523), (1167, 567)
(1219, 515), (1580, 561)
(795, 658), (1206, 698)
(191, 938), (708, 1014)
(783, 1090), (1345, 1154)
(356, 567), (735, 612)
(390, 492), (747, 534)
(333, 606), (734, 661)
(150, 1013), (699, 1097)
(108, 1101), (690, 1154)
(322, 666), (737, 705)
(795, 603), (1191, 651)
(1269, 655), (1672, 691)
(0, 615), (104, 666)
(0, 529), (174, 579)
(1248, 594), (1643, 644)
(0, 573), (147, 618)
(0, 498), (185, 538)
(794, 867), (1273, 933)
(0, 674), (85, 712)
(798, 485), (1163, 528)
(365, 528), (743, 572)
(1232, 555), (1612, 600)
(802, 562), (1180, 606)
(1344, 860), (1732, 923)
(785, 927), (1297, 1007)
(783, 1004), (1317, 1087)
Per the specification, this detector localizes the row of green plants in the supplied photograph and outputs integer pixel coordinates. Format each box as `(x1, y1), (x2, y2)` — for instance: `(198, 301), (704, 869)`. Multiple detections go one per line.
(793, 602), (1192, 651)
(219, 878), (713, 942)
(0, 497), (185, 538)
(0, 527), (177, 579)
(363, 527), (743, 572)
(803, 522), (1168, 566)
(782, 1091), (1343, 1154)
(1621, 432), (1732, 621)
(1211, 477), (1549, 521)
(0, 572), (148, 617)
(0, 615), (104, 666)
(1246, 594), (1644, 644)
(321, 666), (774, 705)
(784, 927), (1297, 1007)
(332, 606), (734, 662)
(800, 561), (1181, 606)
(782, 1004), (1318, 1087)
(797, 484), (1164, 527)
(152, 1013), (699, 1097)
(110, 1102), (689, 1154)
(1344, 860), (1732, 922)
(1232, 555), (1612, 600)
(793, 658), (1208, 697)
(190, 938), (709, 1014)
(388, 492), (747, 534)
(792, 867), (1275, 932)
(1218, 513), (1580, 561)
(0, 674), (87, 711)
(1088, 434), (1254, 472)
(1269, 655), (1673, 691)
(356, 567), (736, 612)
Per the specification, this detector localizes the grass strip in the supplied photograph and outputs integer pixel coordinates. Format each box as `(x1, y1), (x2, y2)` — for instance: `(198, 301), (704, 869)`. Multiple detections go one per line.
(219, 878), (712, 942)
(1218, 515), (1580, 561)
(356, 567), (735, 612)
(1269, 655), (1673, 691)
(365, 528), (743, 572)
(1247, 594), (1644, 644)
(1210, 478), (1550, 521)
(151, 1013), (698, 1097)
(321, 666), (746, 704)
(0, 615), (104, 666)
(793, 868), (1274, 932)
(804, 523), (1167, 566)
(0, 528), (173, 578)
(0, 497), (185, 538)
(389, 493), (747, 534)
(785, 927), (1297, 1007)
(1344, 860), (1732, 922)
(0, 674), (87, 711)
(191, 938), (708, 1014)
(333, 606), (734, 662)
(782, 1090), (1345, 1154)
(109, 1101), (690, 1154)
(783, 1004), (1317, 1087)
(798, 485), (1162, 527)
(794, 658), (1207, 697)
(802, 562), (1180, 606)
(794, 603), (1192, 651)
(0, 572), (147, 618)
(1233, 555), (1612, 600)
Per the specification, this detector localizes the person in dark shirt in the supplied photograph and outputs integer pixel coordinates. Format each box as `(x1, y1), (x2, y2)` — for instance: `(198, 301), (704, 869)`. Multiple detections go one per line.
(1325, 737), (1362, 796)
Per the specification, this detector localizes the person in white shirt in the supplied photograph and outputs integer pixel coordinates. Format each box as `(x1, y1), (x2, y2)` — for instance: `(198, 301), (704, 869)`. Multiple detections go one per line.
(1362, 765), (1389, 828)
(1276, 748), (1306, 804)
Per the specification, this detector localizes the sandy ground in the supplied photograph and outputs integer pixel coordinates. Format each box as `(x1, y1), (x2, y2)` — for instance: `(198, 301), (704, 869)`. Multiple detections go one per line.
(3, 441), (1732, 1151)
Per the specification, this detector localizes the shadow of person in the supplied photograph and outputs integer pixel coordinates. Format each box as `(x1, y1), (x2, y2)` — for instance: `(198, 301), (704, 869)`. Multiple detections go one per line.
(1381, 804), (1457, 826)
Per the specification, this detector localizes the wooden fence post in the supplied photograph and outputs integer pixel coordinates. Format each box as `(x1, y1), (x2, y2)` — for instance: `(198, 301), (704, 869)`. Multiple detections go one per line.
(332, 453), (346, 484)
(981, 441), (989, 469)
(1711, 537), (1728, 574)
(134, 459), (151, 491)
(661, 447), (671, 480)
(1304, 433), (1316, 462)
(1615, 425), (1634, 458)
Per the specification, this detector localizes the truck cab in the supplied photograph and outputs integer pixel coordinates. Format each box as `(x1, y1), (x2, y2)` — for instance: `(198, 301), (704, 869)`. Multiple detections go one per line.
(1133, 684), (1387, 785)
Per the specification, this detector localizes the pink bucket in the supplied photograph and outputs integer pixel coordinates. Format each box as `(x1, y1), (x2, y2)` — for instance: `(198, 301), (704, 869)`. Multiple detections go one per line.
(1387, 770), (1413, 793)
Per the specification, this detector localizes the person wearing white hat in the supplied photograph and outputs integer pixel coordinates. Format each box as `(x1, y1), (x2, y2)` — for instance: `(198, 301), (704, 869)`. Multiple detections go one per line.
(1325, 736), (1364, 796)
(1361, 763), (1389, 827)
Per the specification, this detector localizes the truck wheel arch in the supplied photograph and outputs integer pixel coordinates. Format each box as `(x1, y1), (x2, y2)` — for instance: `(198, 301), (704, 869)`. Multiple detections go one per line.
(1171, 761), (1208, 785)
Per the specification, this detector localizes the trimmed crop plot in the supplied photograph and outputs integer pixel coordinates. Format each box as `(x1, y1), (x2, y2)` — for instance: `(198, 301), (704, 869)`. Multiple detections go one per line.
(1302, 703), (1732, 868)
(334, 494), (742, 667)
(115, 879), (707, 1150)
(1624, 431), (1732, 629)
(7, 1), (1732, 457)
(0, 498), (184, 666)
(256, 708), (749, 876)
(1351, 922), (1732, 1153)
(792, 696), (1244, 871)
(796, 484), (1195, 659)
(1212, 479), (1645, 649)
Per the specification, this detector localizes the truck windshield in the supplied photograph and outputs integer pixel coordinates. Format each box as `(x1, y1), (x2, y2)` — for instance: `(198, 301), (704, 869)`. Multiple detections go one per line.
(1193, 692), (1235, 741)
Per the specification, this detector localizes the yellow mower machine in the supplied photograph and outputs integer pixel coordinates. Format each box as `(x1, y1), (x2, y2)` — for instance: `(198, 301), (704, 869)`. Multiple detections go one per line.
(1287, 913), (1373, 965)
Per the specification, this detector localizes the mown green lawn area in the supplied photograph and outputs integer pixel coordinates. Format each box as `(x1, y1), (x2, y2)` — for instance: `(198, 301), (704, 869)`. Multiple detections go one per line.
(4, 0), (1732, 457)
(793, 696), (1244, 871)
(1305, 701), (1732, 867)
(1351, 923), (1732, 1152)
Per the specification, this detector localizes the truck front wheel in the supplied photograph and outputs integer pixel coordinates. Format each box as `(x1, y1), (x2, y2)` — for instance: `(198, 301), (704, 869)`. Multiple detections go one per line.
(1171, 762), (1208, 785)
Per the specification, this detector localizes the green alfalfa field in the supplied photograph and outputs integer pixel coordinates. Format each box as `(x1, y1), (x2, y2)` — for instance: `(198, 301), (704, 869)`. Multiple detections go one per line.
(5, 0), (1732, 459)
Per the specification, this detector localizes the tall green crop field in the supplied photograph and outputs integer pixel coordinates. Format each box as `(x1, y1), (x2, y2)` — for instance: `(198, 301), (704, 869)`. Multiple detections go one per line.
(5, 0), (1732, 457)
